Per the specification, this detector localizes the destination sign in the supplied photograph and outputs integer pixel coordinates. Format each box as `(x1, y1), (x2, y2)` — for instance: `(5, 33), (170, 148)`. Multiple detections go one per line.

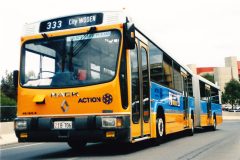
(39, 13), (103, 32)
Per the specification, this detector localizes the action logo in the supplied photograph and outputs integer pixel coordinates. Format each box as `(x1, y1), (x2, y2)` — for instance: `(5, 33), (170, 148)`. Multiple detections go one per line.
(102, 93), (113, 105)
(78, 93), (113, 105)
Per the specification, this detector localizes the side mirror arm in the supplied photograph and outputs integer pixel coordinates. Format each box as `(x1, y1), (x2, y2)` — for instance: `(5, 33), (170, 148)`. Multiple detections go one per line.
(124, 22), (135, 49)
(13, 70), (19, 89)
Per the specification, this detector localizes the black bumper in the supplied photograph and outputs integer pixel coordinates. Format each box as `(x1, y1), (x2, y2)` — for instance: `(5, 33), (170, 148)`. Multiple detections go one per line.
(15, 115), (130, 143)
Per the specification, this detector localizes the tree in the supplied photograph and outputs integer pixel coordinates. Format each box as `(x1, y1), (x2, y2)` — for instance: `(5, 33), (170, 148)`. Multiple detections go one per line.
(1, 70), (17, 100)
(202, 73), (214, 83)
(221, 92), (228, 104)
(222, 79), (240, 109)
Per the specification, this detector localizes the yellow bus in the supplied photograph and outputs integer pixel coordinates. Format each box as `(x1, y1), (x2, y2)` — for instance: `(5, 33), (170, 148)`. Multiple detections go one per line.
(13, 11), (222, 149)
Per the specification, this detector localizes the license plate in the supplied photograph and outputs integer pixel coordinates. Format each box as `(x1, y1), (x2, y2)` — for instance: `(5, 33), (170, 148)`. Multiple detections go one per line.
(54, 121), (72, 129)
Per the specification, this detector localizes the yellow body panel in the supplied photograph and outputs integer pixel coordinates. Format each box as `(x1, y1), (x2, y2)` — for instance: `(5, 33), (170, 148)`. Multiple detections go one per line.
(151, 113), (157, 138)
(143, 121), (151, 135)
(18, 80), (130, 117)
(165, 113), (185, 134)
(216, 115), (223, 125)
(131, 121), (141, 138)
(130, 115), (151, 139)
(200, 114), (223, 127)
(149, 113), (193, 137)
(200, 114), (210, 126)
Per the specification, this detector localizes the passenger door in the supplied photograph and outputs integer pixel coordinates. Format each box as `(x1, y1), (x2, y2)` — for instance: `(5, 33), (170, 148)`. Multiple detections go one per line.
(182, 75), (189, 128)
(140, 42), (151, 136)
(130, 40), (151, 140)
(206, 86), (212, 124)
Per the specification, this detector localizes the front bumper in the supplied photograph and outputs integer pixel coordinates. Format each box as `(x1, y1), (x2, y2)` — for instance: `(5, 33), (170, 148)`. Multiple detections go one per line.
(14, 115), (130, 143)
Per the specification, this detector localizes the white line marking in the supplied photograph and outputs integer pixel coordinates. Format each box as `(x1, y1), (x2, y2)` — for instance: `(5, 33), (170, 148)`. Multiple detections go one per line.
(0, 143), (44, 151)
(66, 158), (78, 160)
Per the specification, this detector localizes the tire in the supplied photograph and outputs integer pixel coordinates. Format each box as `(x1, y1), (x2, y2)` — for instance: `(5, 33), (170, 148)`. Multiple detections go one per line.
(67, 141), (87, 150)
(153, 116), (165, 145)
(211, 117), (217, 131)
(187, 118), (194, 136)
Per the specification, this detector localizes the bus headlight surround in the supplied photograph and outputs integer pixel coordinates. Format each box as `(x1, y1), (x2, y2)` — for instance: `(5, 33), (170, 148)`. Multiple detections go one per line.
(15, 120), (27, 130)
(102, 117), (116, 128)
(101, 117), (123, 128)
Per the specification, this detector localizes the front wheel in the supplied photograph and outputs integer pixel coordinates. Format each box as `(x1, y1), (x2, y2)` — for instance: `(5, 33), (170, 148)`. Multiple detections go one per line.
(67, 141), (87, 150)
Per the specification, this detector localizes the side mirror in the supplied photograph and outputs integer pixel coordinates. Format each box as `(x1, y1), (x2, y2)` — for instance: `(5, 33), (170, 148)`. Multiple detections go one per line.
(13, 70), (19, 89)
(124, 22), (135, 49)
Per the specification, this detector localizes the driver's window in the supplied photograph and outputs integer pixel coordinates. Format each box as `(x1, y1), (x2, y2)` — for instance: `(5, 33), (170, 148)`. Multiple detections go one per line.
(41, 56), (55, 78)
(25, 51), (40, 81)
(25, 51), (55, 80)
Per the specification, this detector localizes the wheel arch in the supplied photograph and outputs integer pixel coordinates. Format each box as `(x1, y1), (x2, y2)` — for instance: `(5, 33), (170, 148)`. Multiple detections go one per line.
(156, 105), (165, 119)
(191, 110), (194, 120)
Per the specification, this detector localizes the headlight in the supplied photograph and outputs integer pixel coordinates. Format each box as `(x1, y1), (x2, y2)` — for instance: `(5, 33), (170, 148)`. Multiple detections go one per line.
(102, 117), (116, 128)
(15, 121), (27, 130)
(101, 117), (123, 128)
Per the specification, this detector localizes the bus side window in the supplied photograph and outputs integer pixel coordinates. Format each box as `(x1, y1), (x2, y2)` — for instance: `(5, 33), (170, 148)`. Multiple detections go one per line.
(187, 76), (193, 97)
(141, 47), (150, 122)
(163, 56), (173, 88)
(149, 42), (164, 84)
(211, 87), (220, 104)
(131, 44), (140, 123)
(119, 47), (128, 109)
(173, 62), (183, 92)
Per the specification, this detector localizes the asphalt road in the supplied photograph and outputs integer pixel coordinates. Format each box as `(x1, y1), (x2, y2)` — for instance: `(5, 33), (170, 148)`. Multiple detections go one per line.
(1, 120), (240, 160)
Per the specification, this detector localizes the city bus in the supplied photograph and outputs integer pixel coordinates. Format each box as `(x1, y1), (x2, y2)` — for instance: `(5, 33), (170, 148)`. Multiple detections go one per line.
(13, 11), (222, 149)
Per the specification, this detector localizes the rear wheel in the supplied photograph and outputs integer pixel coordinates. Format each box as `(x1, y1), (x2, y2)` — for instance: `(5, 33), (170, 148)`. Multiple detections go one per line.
(153, 116), (165, 145)
(211, 117), (217, 131)
(67, 141), (87, 150)
(187, 118), (194, 136)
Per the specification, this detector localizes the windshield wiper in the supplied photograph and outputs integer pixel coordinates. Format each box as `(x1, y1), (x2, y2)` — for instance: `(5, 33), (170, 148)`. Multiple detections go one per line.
(68, 27), (96, 71)
(72, 27), (96, 57)
(41, 33), (49, 39)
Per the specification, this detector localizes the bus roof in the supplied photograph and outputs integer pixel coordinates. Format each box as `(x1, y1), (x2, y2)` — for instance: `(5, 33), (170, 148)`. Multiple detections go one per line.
(197, 75), (220, 90)
(23, 11), (128, 36)
(135, 28), (194, 77)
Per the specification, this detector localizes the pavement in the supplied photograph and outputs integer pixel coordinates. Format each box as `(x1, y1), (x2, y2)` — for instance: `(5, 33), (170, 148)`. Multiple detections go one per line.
(0, 133), (18, 146)
(222, 110), (240, 120)
(0, 122), (17, 146)
(0, 111), (239, 147)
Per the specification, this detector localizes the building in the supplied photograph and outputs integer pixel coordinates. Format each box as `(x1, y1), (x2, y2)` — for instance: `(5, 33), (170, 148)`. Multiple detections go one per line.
(214, 67), (232, 92)
(197, 67), (214, 75)
(187, 56), (240, 92)
(225, 56), (239, 80)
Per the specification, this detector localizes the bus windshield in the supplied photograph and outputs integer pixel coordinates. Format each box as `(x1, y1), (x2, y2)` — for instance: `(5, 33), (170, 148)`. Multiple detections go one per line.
(20, 30), (121, 88)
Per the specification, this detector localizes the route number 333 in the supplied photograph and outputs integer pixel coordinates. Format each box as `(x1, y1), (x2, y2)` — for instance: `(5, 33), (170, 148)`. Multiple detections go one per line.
(46, 20), (62, 30)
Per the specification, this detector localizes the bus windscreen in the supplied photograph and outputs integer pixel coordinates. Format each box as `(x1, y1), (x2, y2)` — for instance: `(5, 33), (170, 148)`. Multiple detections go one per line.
(20, 30), (121, 88)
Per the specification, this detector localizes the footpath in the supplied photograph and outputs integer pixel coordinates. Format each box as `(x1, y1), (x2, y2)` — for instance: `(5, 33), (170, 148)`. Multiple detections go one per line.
(222, 111), (240, 120)
(0, 111), (239, 146)
(0, 122), (17, 146)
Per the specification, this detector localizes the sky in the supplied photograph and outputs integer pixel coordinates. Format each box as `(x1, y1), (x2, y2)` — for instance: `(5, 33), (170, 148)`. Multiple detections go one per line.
(1, 0), (240, 77)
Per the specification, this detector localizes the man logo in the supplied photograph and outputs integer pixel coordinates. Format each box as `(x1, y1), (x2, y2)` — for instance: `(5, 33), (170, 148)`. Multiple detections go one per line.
(61, 100), (69, 112)
(102, 93), (113, 105)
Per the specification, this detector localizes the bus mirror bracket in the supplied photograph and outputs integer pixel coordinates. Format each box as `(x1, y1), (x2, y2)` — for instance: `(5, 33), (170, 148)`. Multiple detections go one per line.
(13, 70), (19, 89)
(124, 22), (135, 49)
